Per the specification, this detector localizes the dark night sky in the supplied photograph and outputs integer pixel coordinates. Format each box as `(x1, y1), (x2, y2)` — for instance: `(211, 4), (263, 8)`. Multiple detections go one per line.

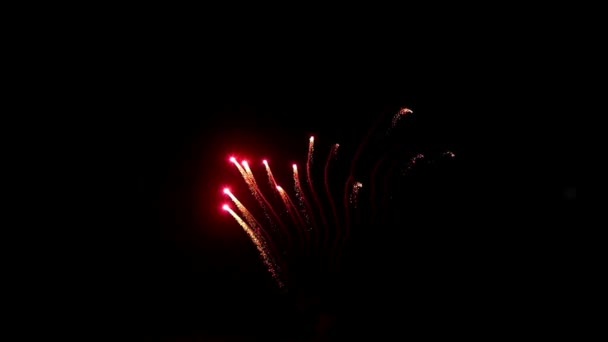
(72, 21), (577, 340)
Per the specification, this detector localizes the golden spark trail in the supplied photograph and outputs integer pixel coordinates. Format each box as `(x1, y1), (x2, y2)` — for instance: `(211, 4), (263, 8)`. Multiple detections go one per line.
(263, 160), (279, 189)
(241, 160), (266, 205)
(231, 158), (255, 193)
(293, 164), (315, 232)
(231, 158), (277, 229)
(241, 160), (261, 192)
(306, 136), (328, 252)
(276, 186), (303, 226)
(224, 188), (260, 229)
(224, 188), (284, 270)
(391, 107), (413, 129)
(307, 136), (315, 167)
(242, 160), (291, 248)
(351, 182), (363, 226)
(243, 161), (284, 223)
(276, 185), (307, 248)
(242, 160), (254, 178)
(223, 205), (284, 288)
(276, 186), (298, 222)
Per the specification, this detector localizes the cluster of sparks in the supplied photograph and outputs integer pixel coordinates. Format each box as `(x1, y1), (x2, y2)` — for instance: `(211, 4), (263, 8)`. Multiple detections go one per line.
(222, 204), (283, 287)
(219, 107), (455, 288)
(388, 107), (414, 134)
(349, 182), (363, 207)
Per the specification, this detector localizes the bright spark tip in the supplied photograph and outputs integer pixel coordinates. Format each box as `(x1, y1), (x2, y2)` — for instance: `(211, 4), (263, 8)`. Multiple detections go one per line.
(241, 160), (248, 167)
(229, 157), (236, 163)
(292, 164), (297, 169)
(223, 188), (230, 194)
(262, 159), (268, 164)
(309, 136), (314, 141)
(222, 204), (229, 210)
(276, 185), (282, 190)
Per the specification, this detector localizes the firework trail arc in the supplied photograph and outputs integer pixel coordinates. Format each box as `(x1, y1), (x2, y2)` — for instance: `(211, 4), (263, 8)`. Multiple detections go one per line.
(220, 107), (453, 289)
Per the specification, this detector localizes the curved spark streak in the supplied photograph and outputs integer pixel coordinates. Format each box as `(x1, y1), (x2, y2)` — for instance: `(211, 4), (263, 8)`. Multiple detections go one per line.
(391, 107), (413, 128)
(231, 157), (289, 247)
(264, 160), (279, 190)
(225, 189), (263, 236)
(306, 136), (328, 249)
(224, 205), (284, 288)
(293, 164), (315, 232)
(224, 189), (283, 270)
(276, 185), (307, 247)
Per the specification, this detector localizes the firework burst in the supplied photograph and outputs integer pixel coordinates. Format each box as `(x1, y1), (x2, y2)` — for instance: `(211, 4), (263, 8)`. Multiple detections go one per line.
(220, 106), (454, 289)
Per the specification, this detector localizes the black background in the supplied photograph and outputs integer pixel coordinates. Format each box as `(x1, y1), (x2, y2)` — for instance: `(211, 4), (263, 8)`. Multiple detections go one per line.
(65, 15), (578, 340)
